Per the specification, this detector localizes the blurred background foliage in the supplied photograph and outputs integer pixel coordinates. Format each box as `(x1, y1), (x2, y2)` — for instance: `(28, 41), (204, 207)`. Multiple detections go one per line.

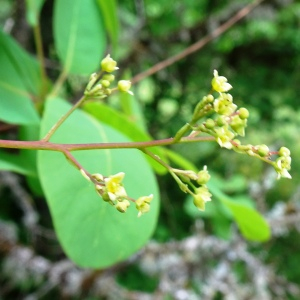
(0, 0), (300, 298)
(119, 0), (300, 288)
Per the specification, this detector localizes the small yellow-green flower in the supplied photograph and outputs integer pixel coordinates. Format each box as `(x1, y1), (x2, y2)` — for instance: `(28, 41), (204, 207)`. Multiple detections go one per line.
(214, 93), (237, 116)
(118, 80), (134, 95)
(256, 144), (270, 157)
(211, 70), (232, 93)
(193, 186), (212, 211)
(104, 172), (127, 200)
(197, 165), (211, 185)
(230, 115), (247, 137)
(116, 199), (131, 213)
(274, 156), (292, 179)
(214, 126), (235, 149)
(136, 194), (153, 217)
(101, 54), (118, 73)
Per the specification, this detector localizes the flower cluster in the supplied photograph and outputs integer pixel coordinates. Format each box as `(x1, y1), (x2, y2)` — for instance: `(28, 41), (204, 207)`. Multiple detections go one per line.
(84, 54), (133, 98)
(80, 170), (153, 216)
(182, 70), (292, 181)
(169, 69), (292, 213)
(186, 71), (250, 152)
(273, 147), (292, 179)
(78, 65), (292, 219)
(172, 166), (212, 211)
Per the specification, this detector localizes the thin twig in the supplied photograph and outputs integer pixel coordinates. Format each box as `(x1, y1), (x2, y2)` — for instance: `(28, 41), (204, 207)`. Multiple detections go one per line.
(33, 22), (48, 100)
(41, 95), (86, 142)
(131, 0), (265, 84)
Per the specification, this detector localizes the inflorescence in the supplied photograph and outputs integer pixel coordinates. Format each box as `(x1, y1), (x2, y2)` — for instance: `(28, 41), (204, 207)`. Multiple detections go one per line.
(79, 56), (291, 216)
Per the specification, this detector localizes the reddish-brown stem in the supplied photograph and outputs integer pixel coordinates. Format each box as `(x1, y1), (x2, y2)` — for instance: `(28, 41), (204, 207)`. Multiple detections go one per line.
(131, 0), (264, 84)
(0, 136), (214, 152)
(62, 149), (100, 184)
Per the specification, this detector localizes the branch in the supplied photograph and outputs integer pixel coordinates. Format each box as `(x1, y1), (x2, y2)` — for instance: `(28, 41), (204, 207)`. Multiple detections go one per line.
(131, 0), (265, 84)
(0, 136), (214, 152)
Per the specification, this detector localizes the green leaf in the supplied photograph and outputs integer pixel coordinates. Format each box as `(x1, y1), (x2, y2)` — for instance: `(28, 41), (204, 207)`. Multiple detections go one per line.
(38, 97), (159, 268)
(221, 198), (270, 241)
(96, 0), (119, 49)
(54, 0), (106, 75)
(212, 186), (270, 242)
(25, 0), (45, 26)
(0, 150), (35, 176)
(0, 30), (40, 125)
(83, 102), (167, 175)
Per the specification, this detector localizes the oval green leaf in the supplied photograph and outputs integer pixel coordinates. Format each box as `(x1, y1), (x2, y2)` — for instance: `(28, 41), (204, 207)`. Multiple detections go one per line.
(38, 97), (159, 268)
(54, 0), (106, 75)
(221, 198), (271, 242)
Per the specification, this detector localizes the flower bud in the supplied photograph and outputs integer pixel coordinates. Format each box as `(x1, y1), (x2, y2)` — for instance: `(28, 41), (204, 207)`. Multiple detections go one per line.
(206, 94), (214, 102)
(239, 107), (249, 120)
(205, 119), (215, 129)
(85, 73), (98, 91)
(216, 116), (226, 127)
(257, 144), (269, 157)
(101, 54), (118, 72)
(102, 74), (115, 82)
(197, 166), (211, 185)
(92, 173), (104, 182)
(100, 79), (110, 87)
(116, 200), (130, 213)
(118, 80), (133, 94)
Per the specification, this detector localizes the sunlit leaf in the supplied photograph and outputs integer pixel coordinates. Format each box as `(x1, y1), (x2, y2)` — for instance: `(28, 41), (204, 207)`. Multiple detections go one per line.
(54, 0), (106, 75)
(212, 186), (270, 242)
(38, 97), (159, 268)
(221, 198), (270, 242)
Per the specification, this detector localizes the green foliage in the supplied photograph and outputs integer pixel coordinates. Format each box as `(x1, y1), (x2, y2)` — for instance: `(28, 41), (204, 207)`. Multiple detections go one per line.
(0, 3), (298, 297)
(0, 31), (40, 125)
(96, 0), (119, 49)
